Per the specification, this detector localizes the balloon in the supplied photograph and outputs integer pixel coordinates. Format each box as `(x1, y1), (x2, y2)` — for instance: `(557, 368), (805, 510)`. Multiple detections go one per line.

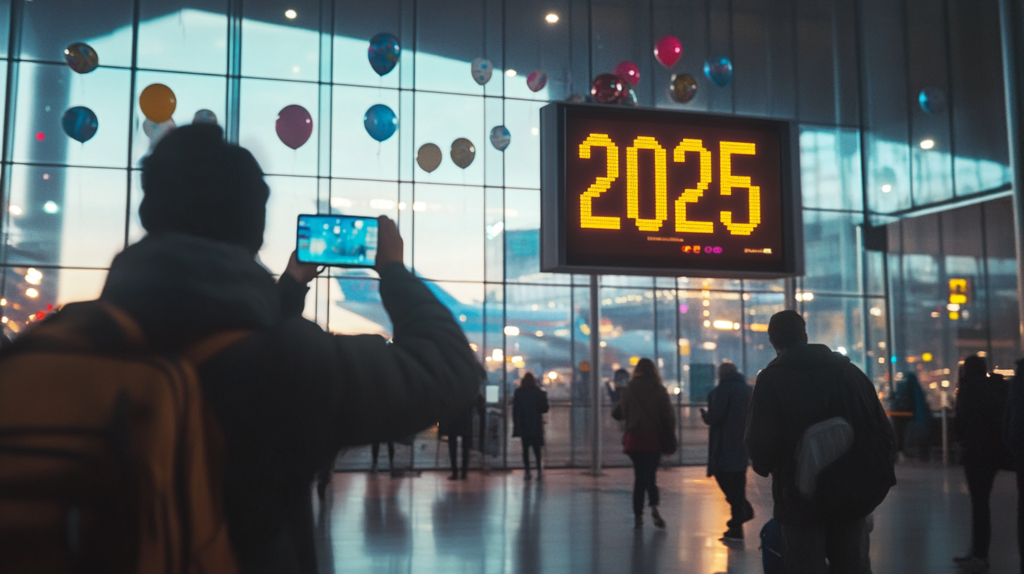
(621, 86), (638, 107)
(193, 109), (218, 125)
(142, 118), (176, 145)
(368, 33), (400, 76)
(591, 73), (626, 104)
(64, 42), (98, 74)
(139, 83), (177, 123)
(669, 74), (698, 103)
(275, 104), (313, 149)
(527, 70), (547, 92)
(471, 57), (493, 85)
(450, 138), (476, 169)
(919, 87), (946, 114)
(704, 56), (733, 87)
(62, 106), (98, 143)
(565, 93), (586, 103)
(614, 61), (640, 87)
(489, 126), (511, 151)
(417, 143), (442, 173)
(654, 36), (682, 68)
(363, 104), (398, 142)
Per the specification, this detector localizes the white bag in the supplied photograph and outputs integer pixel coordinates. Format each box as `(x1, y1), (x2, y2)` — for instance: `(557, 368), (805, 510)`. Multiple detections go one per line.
(795, 416), (855, 499)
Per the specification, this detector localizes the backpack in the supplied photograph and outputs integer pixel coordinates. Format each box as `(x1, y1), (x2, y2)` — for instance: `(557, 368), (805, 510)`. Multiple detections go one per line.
(807, 361), (897, 522)
(759, 518), (785, 574)
(0, 301), (244, 574)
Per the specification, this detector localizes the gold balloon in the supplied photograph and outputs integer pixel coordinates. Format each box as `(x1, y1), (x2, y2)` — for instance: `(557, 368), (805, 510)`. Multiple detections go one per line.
(139, 83), (177, 123)
(450, 138), (476, 169)
(417, 143), (442, 173)
(669, 74), (698, 103)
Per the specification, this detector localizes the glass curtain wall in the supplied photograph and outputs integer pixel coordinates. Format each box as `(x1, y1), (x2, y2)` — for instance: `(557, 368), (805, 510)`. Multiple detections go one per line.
(0, 0), (1012, 468)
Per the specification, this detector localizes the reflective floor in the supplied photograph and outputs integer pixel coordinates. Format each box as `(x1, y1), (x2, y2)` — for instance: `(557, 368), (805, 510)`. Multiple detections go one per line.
(313, 463), (1020, 574)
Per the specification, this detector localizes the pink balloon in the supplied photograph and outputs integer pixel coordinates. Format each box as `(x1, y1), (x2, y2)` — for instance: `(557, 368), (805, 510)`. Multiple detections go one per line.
(654, 36), (682, 68)
(614, 61), (640, 87)
(276, 104), (313, 150)
(527, 70), (548, 92)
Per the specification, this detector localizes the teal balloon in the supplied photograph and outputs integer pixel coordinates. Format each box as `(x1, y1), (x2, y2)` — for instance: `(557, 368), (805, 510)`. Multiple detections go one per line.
(363, 104), (397, 142)
(368, 33), (400, 76)
(62, 106), (98, 143)
(704, 56), (733, 87)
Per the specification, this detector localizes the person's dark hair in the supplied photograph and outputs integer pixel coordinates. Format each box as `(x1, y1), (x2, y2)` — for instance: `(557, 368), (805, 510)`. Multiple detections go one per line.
(630, 358), (662, 386)
(718, 361), (738, 378)
(962, 354), (987, 379)
(613, 368), (630, 386)
(140, 124), (269, 254)
(768, 310), (806, 350)
(520, 372), (537, 387)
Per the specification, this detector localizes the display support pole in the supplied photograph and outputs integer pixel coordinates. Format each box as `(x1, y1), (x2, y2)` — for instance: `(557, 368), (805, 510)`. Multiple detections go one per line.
(589, 274), (602, 476)
(999, 0), (1024, 355)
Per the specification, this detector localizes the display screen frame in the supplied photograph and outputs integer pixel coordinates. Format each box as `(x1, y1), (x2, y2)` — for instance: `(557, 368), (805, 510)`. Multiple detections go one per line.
(540, 102), (803, 278)
(296, 213), (379, 268)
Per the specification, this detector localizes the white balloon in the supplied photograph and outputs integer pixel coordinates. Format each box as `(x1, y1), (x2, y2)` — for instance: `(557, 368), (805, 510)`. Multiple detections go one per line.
(471, 57), (493, 86)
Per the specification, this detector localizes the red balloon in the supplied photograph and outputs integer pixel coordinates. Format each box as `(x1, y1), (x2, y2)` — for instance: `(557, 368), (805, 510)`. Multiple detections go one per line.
(276, 104), (313, 150)
(654, 35), (682, 68)
(614, 61), (640, 87)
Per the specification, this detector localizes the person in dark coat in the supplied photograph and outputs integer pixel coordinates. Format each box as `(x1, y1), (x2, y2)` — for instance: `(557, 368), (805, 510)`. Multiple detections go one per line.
(745, 310), (895, 574)
(513, 372), (549, 480)
(893, 372), (931, 459)
(701, 361), (754, 540)
(97, 125), (480, 574)
(1005, 358), (1024, 574)
(612, 358), (676, 530)
(954, 355), (1011, 573)
(440, 394), (483, 480)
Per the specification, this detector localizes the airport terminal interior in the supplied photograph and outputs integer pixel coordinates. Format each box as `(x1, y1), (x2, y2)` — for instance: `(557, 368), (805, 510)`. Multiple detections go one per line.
(1, 0), (1023, 572)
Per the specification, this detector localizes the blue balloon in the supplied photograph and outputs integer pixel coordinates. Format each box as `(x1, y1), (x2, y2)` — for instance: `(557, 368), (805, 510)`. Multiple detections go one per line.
(364, 104), (398, 142)
(919, 87), (946, 114)
(489, 125), (510, 151)
(368, 33), (400, 76)
(703, 56), (733, 87)
(61, 106), (98, 143)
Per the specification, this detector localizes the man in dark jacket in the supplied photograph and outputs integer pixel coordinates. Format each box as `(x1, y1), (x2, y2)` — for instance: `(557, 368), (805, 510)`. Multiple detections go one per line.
(954, 355), (1011, 573)
(745, 310), (895, 574)
(702, 361), (754, 540)
(100, 125), (479, 574)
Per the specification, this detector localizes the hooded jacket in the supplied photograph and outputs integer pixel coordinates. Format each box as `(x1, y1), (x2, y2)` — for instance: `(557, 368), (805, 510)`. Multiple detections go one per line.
(611, 376), (676, 453)
(744, 344), (895, 525)
(703, 371), (752, 476)
(100, 234), (479, 574)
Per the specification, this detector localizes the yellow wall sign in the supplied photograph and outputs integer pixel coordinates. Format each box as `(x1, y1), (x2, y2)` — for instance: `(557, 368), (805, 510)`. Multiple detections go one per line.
(948, 278), (969, 305)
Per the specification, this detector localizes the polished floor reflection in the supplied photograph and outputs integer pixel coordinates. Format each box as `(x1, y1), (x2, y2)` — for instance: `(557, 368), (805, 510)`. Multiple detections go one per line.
(314, 464), (1019, 574)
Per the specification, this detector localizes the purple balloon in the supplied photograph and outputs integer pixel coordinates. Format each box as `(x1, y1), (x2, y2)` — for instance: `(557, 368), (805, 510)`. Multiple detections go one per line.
(276, 105), (313, 150)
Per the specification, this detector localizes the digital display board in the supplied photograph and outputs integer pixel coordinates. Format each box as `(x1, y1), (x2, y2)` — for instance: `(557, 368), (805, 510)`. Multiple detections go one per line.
(540, 103), (802, 277)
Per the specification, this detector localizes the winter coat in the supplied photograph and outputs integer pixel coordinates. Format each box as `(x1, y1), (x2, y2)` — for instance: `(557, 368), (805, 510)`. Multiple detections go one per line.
(100, 234), (479, 574)
(744, 344), (896, 526)
(611, 376), (676, 453)
(703, 371), (752, 476)
(955, 373), (1011, 469)
(512, 385), (549, 443)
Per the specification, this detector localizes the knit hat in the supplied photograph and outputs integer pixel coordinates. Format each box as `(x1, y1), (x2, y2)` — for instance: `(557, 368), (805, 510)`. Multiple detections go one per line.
(139, 124), (269, 254)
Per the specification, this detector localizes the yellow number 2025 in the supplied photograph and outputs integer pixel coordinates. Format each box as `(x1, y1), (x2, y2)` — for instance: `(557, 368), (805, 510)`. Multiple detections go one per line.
(578, 133), (761, 236)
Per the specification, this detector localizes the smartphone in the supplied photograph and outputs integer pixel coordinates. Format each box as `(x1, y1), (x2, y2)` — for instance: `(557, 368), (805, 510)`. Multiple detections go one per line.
(296, 214), (378, 267)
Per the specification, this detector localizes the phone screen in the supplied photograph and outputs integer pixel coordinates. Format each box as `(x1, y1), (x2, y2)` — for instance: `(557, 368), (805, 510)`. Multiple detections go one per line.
(296, 214), (378, 267)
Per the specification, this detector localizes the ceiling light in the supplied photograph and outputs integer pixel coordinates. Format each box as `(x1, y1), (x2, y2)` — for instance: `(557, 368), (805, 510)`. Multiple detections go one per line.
(285, 9), (297, 19)
(919, 139), (935, 150)
(880, 184), (892, 193)
(545, 13), (559, 23)
(506, 69), (517, 77)
(8, 205), (22, 216)
(25, 288), (38, 298)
